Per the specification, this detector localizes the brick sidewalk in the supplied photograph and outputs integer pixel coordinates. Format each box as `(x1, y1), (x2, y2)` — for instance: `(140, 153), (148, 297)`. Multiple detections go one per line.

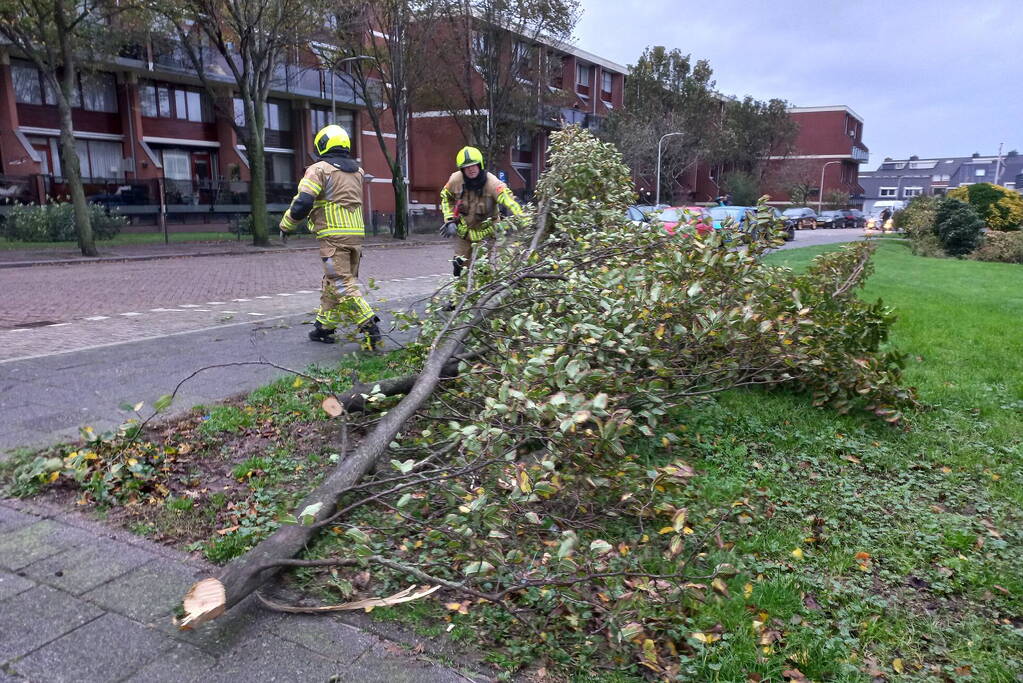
(0, 499), (487, 682)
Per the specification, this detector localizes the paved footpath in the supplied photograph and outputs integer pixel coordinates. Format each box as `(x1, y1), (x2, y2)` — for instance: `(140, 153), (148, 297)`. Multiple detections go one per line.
(0, 499), (488, 682)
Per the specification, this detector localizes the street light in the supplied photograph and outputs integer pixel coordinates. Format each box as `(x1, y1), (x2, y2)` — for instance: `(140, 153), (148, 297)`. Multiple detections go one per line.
(326, 54), (374, 118)
(817, 160), (842, 213)
(655, 132), (684, 207)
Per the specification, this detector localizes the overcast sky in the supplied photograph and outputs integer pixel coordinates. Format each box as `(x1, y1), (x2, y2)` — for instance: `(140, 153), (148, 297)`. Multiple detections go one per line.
(575, 0), (1022, 165)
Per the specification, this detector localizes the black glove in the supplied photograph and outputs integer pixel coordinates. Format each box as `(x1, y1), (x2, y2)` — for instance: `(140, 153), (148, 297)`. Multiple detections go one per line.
(279, 229), (289, 243)
(440, 221), (458, 238)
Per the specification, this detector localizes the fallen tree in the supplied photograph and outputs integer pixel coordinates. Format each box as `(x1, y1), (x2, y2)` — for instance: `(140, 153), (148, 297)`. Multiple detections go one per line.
(177, 128), (917, 674)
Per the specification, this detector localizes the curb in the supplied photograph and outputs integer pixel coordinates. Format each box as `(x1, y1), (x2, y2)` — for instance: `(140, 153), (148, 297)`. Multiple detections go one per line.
(0, 236), (444, 269)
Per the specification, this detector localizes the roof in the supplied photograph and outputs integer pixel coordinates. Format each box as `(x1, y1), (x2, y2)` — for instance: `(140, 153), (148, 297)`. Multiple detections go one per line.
(545, 38), (628, 74)
(788, 105), (863, 124)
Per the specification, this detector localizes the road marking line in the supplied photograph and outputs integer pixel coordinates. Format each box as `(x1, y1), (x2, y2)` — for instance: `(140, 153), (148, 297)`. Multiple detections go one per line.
(296, 290), (315, 294)
(120, 312), (142, 317)
(255, 296), (272, 299)
(47, 323), (72, 327)
(276, 293), (293, 297)
(232, 298), (252, 302)
(84, 316), (109, 321)
(150, 308), (186, 312)
(179, 304), (201, 308)
(206, 301), (226, 305)
(9, 328), (30, 333)
(221, 310), (237, 314)
(247, 312), (264, 316)
(195, 309), (211, 312)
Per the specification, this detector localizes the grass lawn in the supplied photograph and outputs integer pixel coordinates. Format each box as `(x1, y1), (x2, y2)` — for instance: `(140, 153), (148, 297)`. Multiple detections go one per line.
(3, 240), (1020, 680)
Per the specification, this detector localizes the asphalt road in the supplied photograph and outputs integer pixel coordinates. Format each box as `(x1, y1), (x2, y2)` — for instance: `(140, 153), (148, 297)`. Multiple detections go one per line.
(0, 230), (864, 456)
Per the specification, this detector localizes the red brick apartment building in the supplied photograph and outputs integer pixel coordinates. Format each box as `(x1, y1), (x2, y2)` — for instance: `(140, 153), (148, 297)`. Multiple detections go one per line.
(762, 105), (870, 206)
(0, 45), (398, 227)
(408, 39), (627, 208)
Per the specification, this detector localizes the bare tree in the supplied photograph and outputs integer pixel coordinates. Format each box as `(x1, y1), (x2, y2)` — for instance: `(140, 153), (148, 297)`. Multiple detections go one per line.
(425, 0), (580, 164)
(148, 0), (317, 247)
(325, 0), (445, 240)
(0, 0), (133, 256)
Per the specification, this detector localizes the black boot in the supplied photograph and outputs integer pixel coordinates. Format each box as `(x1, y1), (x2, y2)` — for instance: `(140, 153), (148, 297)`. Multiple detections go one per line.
(308, 321), (336, 344)
(359, 316), (383, 351)
(452, 256), (466, 277)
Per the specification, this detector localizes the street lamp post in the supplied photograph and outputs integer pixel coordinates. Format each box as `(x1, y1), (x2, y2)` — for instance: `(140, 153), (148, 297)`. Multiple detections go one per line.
(817, 160), (842, 213)
(655, 132), (684, 207)
(327, 54), (374, 119)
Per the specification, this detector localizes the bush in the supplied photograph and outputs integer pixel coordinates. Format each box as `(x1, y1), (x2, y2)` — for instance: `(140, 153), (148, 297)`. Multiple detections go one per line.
(970, 230), (1023, 264)
(892, 195), (938, 238)
(232, 212), (294, 236)
(948, 183), (1023, 231)
(934, 198), (985, 257)
(721, 171), (759, 206)
(910, 232), (946, 258)
(1, 202), (125, 242)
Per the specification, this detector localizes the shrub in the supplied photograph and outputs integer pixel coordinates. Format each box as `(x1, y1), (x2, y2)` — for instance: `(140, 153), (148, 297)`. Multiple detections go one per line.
(948, 183), (1023, 231)
(910, 232), (946, 258)
(721, 171), (759, 206)
(232, 212), (293, 236)
(892, 195), (938, 238)
(970, 230), (1023, 264)
(1, 202), (125, 242)
(934, 198), (985, 257)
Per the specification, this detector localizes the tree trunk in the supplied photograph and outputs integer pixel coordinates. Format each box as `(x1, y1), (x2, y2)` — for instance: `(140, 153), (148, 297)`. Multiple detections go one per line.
(247, 104), (270, 247)
(177, 208), (550, 629)
(57, 100), (97, 257)
(391, 164), (408, 240)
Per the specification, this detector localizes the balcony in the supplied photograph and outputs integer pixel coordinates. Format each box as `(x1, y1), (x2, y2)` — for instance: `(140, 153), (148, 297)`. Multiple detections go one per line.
(851, 144), (869, 163)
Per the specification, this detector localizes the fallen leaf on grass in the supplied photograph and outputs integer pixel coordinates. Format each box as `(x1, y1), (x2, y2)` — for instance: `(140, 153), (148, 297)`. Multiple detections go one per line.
(782, 668), (809, 682)
(892, 658), (904, 673)
(444, 600), (470, 615)
(216, 525), (239, 535)
(843, 454), (861, 464)
(711, 578), (729, 596)
(803, 593), (821, 610)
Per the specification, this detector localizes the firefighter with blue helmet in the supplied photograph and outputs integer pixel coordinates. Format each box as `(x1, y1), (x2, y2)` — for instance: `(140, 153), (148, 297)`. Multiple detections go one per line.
(439, 146), (523, 276)
(279, 124), (381, 350)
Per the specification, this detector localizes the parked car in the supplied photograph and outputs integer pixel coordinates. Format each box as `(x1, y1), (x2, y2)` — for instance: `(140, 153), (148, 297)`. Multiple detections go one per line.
(769, 207), (797, 241)
(627, 205), (650, 224)
(848, 209), (867, 229)
(653, 206), (713, 236)
(782, 207), (818, 230)
(816, 210), (849, 229)
(709, 206), (755, 230)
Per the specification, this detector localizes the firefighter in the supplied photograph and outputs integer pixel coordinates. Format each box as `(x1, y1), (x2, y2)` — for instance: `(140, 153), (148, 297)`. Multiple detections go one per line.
(279, 124), (382, 350)
(439, 146), (523, 276)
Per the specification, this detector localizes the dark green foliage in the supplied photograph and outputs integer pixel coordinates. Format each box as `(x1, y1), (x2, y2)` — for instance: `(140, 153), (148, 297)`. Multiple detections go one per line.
(721, 171), (759, 206)
(934, 198), (985, 257)
(1, 203), (125, 242)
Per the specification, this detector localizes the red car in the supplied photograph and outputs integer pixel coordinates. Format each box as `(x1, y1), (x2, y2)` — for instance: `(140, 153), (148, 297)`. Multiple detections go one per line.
(654, 206), (713, 237)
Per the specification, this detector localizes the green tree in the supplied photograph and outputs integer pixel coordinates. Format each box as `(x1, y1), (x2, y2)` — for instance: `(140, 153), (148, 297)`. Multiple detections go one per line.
(948, 183), (1023, 231)
(824, 190), (850, 210)
(601, 46), (718, 202)
(715, 96), (797, 184)
(0, 0), (134, 256)
(149, 0), (318, 247)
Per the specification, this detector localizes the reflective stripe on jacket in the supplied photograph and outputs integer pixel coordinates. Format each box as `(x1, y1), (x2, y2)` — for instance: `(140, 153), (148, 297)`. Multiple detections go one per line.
(440, 170), (523, 241)
(283, 160), (365, 238)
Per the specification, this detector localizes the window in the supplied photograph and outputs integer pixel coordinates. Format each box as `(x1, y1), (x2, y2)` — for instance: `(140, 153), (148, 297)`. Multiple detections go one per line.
(513, 41), (530, 80)
(161, 149), (192, 180)
(310, 107), (355, 145)
(80, 72), (117, 112)
(11, 60), (115, 111)
(576, 63), (591, 97)
(879, 187), (897, 197)
(74, 139), (124, 179)
(903, 187), (923, 197)
(932, 174), (950, 183)
(142, 81), (208, 121)
(265, 100), (291, 131)
(547, 52), (563, 89)
(472, 32), (491, 59)
(975, 168), (986, 177)
(908, 160), (936, 169)
(11, 60), (55, 105)
(267, 153), (294, 183)
(601, 71), (613, 95)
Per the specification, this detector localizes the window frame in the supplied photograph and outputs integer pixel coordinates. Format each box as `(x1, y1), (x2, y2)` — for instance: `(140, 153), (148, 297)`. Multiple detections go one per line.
(879, 187), (897, 198)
